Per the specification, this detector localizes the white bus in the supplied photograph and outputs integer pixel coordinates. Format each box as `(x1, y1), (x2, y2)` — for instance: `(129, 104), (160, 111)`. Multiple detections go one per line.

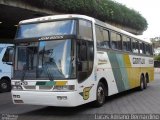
(11, 14), (154, 107)
(0, 44), (14, 92)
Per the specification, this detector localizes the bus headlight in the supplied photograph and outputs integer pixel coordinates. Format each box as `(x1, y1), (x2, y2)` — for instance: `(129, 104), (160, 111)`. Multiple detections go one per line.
(53, 85), (75, 91)
(12, 85), (23, 90)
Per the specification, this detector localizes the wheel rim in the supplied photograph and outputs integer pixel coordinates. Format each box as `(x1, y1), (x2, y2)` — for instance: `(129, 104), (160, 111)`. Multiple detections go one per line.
(140, 80), (143, 89)
(1, 83), (7, 89)
(97, 86), (105, 104)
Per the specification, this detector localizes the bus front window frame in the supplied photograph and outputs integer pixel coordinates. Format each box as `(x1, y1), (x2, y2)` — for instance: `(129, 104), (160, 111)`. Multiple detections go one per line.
(16, 19), (77, 39)
(76, 19), (94, 83)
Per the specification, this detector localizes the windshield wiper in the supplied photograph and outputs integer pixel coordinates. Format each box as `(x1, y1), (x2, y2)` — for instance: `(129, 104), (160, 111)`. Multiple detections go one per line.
(44, 63), (54, 81)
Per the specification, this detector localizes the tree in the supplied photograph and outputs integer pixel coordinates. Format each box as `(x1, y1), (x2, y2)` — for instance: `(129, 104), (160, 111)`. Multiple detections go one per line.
(19, 0), (148, 31)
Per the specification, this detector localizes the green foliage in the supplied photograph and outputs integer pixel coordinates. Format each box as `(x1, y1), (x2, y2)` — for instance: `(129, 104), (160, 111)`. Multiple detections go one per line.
(150, 37), (160, 49)
(21, 0), (148, 31)
(154, 55), (160, 61)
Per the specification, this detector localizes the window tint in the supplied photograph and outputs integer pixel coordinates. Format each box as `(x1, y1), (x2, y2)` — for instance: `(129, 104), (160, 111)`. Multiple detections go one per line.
(79, 20), (92, 40)
(96, 26), (103, 46)
(77, 40), (94, 83)
(139, 42), (145, 54)
(145, 44), (151, 55)
(132, 39), (139, 53)
(150, 45), (153, 55)
(95, 25), (109, 49)
(123, 36), (131, 51)
(111, 32), (122, 50)
(103, 29), (110, 48)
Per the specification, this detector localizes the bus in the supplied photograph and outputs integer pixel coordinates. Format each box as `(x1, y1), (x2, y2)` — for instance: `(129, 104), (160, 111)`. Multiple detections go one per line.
(11, 14), (154, 107)
(0, 44), (14, 92)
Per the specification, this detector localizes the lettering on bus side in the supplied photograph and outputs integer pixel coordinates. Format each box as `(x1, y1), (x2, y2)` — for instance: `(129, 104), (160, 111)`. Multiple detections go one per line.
(38, 36), (64, 41)
(149, 59), (154, 64)
(133, 57), (145, 64)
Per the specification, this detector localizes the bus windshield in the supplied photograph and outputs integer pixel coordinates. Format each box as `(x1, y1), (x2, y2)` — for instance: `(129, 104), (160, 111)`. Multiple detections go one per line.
(16, 20), (76, 39)
(0, 47), (3, 53)
(14, 39), (76, 80)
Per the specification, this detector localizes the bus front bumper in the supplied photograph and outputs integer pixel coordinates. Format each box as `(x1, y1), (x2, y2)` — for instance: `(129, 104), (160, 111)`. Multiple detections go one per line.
(11, 90), (80, 107)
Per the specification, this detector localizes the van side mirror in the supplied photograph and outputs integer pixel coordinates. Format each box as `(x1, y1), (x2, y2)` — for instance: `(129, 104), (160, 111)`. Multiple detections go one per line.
(2, 46), (14, 64)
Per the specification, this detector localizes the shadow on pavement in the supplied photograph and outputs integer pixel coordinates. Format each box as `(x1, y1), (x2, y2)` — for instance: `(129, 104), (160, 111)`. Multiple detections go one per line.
(21, 88), (139, 116)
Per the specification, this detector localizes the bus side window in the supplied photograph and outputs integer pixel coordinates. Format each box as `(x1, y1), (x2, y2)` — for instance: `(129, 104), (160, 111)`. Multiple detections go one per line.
(132, 39), (139, 53)
(103, 29), (110, 49)
(2, 47), (14, 63)
(95, 25), (110, 49)
(79, 19), (93, 40)
(139, 42), (145, 54)
(145, 44), (151, 55)
(95, 25), (103, 48)
(110, 32), (122, 50)
(77, 40), (94, 83)
(150, 45), (153, 55)
(123, 36), (131, 51)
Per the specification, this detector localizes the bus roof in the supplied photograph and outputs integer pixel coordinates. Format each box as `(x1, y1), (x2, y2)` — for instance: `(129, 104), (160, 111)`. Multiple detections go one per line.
(19, 14), (150, 44)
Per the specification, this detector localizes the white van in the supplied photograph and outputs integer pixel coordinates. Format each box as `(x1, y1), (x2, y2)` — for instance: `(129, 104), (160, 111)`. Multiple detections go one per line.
(0, 44), (14, 92)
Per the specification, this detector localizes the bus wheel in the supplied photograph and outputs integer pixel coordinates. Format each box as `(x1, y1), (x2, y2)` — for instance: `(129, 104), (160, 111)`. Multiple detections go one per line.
(144, 76), (147, 89)
(94, 82), (106, 107)
(145, 74), (149, 89)
(0, 79), (11, 92)
(139, 75), (145, 91)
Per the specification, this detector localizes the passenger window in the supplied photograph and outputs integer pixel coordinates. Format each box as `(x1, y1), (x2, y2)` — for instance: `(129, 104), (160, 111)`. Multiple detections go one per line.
(145, 44), (151, 55)
(123, 36), (131, 51)
(77, 40), (94, 83)
(111, 32), (122, 50)
(96, 26), (103, 47)
(96, 25), (110, 49)
(96, 26), (109, 48)
(139, 42), (145, 54)
(132, 39), (139, 53)
(79, 20), (92, 40)
(150, 45), (153, 55)
(103, 29), (110, 48)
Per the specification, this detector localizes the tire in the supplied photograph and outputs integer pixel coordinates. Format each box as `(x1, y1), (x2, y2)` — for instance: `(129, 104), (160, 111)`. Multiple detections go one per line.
(94, 82), (106, 107)
(144, 76), (147, 89)
(0, 78), (11, 92)
(145, 75), (149, 88)
(139, 75), (145, 91)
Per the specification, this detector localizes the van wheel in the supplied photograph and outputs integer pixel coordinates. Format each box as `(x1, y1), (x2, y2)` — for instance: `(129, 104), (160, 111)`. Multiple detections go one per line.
(0, 79), (11, 92)
(94, 82), (106, 107)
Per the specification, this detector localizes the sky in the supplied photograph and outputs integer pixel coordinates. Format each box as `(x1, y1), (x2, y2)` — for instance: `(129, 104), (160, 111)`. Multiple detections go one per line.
(113, 0), (160, 42)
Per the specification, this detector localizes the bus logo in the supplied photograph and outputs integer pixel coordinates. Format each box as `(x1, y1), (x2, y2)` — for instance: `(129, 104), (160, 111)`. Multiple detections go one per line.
(79, 87), (92, 100)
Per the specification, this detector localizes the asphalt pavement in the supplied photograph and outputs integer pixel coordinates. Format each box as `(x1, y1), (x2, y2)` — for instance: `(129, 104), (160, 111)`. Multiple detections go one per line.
(0, 73), (160, 120)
